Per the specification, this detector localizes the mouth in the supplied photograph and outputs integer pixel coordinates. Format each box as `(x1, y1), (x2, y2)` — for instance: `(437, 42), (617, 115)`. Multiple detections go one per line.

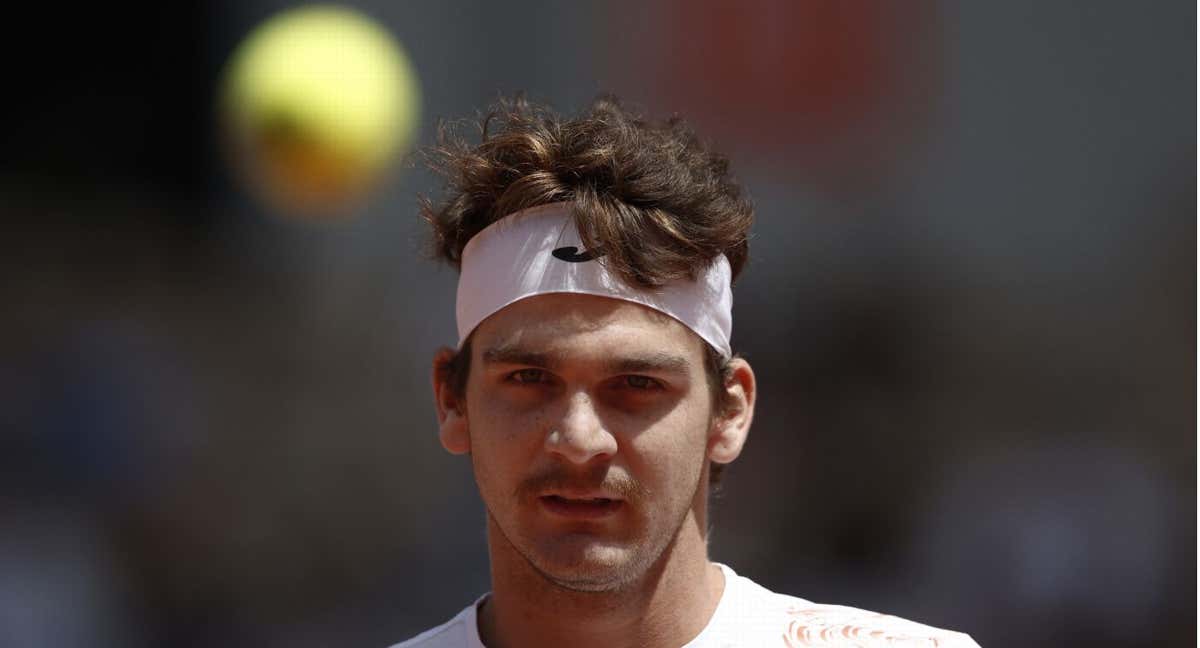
(539, 494), (624, 519)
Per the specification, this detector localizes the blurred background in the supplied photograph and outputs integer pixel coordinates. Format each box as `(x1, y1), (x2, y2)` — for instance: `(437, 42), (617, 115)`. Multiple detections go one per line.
(1, 1), (1193, 646)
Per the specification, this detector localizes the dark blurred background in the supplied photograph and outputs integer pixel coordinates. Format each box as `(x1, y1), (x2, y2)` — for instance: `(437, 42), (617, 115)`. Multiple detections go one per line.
(1, 1), (1193, 646)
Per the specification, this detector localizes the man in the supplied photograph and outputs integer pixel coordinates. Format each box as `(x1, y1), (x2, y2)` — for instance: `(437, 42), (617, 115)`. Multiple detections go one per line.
(393, 97), (979, 648)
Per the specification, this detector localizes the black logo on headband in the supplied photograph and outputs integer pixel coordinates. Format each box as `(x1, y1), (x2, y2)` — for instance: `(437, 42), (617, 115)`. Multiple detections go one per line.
(552, 246), (604, 263)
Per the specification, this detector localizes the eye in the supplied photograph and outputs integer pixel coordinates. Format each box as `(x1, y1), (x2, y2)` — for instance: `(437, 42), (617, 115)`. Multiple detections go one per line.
(509, 368), (549, 384)
(623, 375), (663, 390)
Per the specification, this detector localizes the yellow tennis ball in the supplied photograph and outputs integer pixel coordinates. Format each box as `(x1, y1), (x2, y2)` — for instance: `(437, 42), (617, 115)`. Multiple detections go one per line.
(221, 4), (420, 216)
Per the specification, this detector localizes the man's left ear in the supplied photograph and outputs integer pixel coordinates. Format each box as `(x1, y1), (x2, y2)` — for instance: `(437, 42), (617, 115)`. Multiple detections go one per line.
(708, 357), (756, 464)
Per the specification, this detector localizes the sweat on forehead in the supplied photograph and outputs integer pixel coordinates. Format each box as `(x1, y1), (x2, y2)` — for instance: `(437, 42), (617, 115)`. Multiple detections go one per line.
(479, 336), (696, 377)
(472, 292), (700, 354)
(455, 203), (734, 358)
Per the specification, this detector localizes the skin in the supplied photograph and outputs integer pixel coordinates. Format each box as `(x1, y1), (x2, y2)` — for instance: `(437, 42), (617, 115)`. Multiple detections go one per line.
(432, 293), (756, 648)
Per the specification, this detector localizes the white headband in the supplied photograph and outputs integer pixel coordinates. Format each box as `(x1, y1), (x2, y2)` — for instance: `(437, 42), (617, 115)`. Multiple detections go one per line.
(456, 203), (733, 357)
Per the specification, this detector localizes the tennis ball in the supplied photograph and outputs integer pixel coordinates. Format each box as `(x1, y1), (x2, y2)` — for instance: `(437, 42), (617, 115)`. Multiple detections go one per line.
(221, 5), (420, 216)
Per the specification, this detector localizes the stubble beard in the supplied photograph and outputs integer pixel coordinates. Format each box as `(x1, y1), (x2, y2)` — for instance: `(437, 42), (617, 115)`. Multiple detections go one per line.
(484, 461), (707, 594)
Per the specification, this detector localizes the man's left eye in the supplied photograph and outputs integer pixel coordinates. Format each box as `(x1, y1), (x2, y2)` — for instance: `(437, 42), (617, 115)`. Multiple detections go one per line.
(623, 375), (661, 390)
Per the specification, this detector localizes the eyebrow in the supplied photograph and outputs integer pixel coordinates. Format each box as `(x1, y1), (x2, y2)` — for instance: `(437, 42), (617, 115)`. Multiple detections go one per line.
(608, 352), (691, 375)
(481, 346), (559, 368)
(480, 345), (692, 375)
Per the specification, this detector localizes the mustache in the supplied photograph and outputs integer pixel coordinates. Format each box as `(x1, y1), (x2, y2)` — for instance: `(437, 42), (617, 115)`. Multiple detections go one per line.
(515, 464), (647, 501)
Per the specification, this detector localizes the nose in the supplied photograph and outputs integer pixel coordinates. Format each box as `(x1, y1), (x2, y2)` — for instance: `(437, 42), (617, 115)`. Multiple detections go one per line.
(544, 391), (617, 465)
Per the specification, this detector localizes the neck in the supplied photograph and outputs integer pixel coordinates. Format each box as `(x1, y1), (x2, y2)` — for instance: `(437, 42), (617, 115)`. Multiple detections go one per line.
(478, 491), (724, 648)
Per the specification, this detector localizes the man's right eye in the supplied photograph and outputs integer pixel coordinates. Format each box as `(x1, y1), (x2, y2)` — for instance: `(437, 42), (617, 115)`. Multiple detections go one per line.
(509, 368), (547, 384)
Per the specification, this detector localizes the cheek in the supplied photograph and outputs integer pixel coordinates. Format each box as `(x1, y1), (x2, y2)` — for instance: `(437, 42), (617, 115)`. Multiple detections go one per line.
(469, 428), (522, 512)
(624, 403), (711, 488)
(468, 379), (542, 441)
(466, 394), (547, 487)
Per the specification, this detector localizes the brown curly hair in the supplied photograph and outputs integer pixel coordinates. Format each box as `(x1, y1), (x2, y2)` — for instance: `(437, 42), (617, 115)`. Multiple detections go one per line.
(423, 95), (754, 486)
(420, 95), (753, 288)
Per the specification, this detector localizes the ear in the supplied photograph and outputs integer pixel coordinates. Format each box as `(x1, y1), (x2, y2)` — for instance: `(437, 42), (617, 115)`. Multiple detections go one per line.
(432, 347), (470, 455)
(708, 357), (755, 464)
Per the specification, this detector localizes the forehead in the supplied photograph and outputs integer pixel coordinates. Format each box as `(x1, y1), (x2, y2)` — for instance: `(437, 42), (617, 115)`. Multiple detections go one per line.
(471, 293), (706, 361)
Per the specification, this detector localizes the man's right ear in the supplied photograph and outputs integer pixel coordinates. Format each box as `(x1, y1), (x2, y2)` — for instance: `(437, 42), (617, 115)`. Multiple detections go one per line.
(432, 347), (470, 455)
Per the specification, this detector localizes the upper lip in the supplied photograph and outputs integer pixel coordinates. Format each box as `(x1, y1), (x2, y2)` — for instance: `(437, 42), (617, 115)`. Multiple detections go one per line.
(541, 489), (623, 501)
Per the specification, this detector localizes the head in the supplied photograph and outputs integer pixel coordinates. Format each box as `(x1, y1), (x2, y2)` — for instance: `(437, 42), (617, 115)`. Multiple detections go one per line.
(423, 96), (756, 591)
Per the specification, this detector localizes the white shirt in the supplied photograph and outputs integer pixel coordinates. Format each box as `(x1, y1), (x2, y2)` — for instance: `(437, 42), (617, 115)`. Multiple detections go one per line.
(388, 564), (981, 647)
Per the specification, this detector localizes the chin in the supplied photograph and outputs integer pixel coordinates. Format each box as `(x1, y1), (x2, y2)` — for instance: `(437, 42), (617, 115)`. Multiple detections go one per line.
(526, 537), (643, 592)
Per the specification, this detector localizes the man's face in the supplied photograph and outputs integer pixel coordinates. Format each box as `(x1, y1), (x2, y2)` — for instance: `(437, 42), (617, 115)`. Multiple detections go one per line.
(461, 293), (716, 592)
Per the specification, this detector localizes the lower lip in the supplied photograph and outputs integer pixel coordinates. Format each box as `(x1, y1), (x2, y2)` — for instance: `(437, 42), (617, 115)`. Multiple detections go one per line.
(539, 496), (624, 519)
